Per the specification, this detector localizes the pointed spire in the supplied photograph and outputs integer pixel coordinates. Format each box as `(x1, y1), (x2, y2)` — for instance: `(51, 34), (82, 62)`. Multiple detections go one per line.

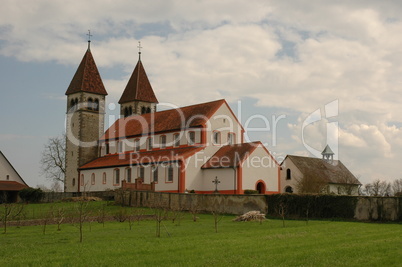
(65, 47), (107, 96)
(118, 56), (158, 104)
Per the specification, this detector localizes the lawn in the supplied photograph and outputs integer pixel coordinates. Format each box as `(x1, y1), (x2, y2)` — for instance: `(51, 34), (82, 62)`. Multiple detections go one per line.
(0, 202), (401, 266)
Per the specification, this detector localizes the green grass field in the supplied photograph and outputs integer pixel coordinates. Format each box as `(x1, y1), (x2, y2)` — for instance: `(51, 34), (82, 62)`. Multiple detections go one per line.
(0, 202), (401, 266)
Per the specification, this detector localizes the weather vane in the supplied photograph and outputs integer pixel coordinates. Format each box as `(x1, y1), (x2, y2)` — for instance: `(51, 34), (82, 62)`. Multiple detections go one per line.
(87, 30), (92, 49)
(138, 41), (142, 60)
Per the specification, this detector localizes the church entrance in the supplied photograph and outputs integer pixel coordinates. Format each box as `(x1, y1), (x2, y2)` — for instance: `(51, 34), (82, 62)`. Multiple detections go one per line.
(256, 181), (266, 194)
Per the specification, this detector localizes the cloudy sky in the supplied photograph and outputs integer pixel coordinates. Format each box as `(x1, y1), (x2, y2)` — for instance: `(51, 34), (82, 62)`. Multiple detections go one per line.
(1, 0), (402, 187)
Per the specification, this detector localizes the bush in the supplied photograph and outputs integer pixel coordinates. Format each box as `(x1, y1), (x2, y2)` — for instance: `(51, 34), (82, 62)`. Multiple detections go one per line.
(19, 188), (44, 203)
(266, 194), (358, 219)
(244, 190), (259, 195)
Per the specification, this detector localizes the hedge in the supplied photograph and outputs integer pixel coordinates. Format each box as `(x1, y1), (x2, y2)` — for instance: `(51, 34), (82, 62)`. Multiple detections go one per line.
(266, 194), (358, 220)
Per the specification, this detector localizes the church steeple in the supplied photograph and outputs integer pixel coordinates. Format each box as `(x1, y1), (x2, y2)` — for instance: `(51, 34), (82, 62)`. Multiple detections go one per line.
(64, 41), (107, 193)
(118, 43), (158, 117)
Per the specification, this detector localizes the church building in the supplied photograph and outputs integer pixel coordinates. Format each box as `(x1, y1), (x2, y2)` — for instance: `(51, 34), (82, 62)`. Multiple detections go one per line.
(65, 41), (280, 194)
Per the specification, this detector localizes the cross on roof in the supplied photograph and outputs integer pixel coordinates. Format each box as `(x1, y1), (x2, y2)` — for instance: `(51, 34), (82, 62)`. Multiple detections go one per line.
(137, 41), (142, 59)
(87, 30), (92, 50)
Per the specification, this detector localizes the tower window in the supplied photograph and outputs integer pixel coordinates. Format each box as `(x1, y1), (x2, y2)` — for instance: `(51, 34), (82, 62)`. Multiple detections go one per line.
(88, 98), (93, 110)
(6, 175), (9, 180)
(146, 107), (151, 113)
(72, 178), (76, 186)
(228, 133), (235, 145)
(141, 107), (146, 114)
(94, 99), (99, 111)
(124, 107), (129, 118)
(147, 137), (153, 151)
(129, 106), (132, 115)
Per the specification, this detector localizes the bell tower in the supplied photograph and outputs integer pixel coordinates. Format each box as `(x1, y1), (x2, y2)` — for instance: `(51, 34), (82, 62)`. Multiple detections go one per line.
(118, 42), (158, 117)
(64, 37), (108, 192)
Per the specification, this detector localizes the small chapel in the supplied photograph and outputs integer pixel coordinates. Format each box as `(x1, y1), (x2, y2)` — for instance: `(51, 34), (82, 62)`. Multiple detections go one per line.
(64, 41), (280, 194)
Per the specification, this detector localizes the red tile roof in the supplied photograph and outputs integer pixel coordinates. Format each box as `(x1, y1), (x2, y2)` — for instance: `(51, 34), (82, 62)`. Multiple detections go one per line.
(202, 142), (261, 168)
(0, 181), (28, 191)
(119, 60), (158, 104)
(102, 99), (226, 140)
(80, 146), (203, 170)
(65, 49), (108, 96)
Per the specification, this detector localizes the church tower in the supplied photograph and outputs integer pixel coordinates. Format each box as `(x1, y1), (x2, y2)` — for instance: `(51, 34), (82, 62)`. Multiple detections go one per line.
(118, 44), (158, 117)
(64, 40), (108, 192)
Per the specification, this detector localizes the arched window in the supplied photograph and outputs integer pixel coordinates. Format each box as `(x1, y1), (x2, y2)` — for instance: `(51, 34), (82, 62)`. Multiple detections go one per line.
(134, 139), (140, 152)
(212, 131), (221, 145)
(173, 133), (180, 147)
(160, 135), (166, 148)
(126, 168), (132, 183)
(141, 107), (146, 114)
(91, 173), (95, 185)
(88, 98), (93, 110)
(102, 173), (107, 184)
(285, 186), (293, 193)
(152, 165), (158, 182)
(167, 164), (174, 182)
(146, 107), (151, 113)
(94, 99), (99, 111)
(70, 99), (75, 109)
(147, 137), (153, 151)
(80, 174), (84, 186)
(129, 106), (132, 115)
(105, 143), (110, 154)
(188, 131), (195, 145)
(72, 178), (76, 186)
(286, 169), (291, 180)
(139, 166), (145, 180)
(228, 133), (235, 145)
(124, 107), (129, 118)
(114, 169), (120, 185)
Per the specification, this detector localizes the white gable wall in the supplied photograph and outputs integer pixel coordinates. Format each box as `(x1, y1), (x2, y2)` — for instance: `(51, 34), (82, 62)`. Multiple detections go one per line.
(280, 157), (303, 193)
(0, 153), (25, 184)
(242, 145), (279, 193)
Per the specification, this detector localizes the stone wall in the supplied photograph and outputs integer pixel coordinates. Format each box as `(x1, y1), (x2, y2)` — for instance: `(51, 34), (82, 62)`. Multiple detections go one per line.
(41, 191), (114, 203)
(116, 190), (268, 215)
(116, 190), (401, 221)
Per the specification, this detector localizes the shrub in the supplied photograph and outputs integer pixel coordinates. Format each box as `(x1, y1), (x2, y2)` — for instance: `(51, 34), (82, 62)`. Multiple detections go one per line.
(19, 188), (44, 203)
(244, 189), (258, 195)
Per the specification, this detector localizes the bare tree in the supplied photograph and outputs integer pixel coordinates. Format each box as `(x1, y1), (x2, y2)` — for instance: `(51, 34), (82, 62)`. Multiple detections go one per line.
(364, 179), (392, 196)
(392, 178), (402, 196)
(40, 134), (66, 186)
